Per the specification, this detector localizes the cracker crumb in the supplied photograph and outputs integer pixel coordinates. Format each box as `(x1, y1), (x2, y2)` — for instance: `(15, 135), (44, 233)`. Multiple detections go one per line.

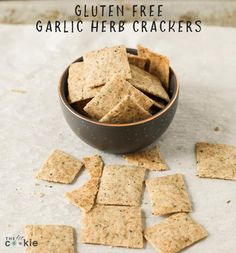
(11, 88), (26, 94)
(214, 126), (220, 132)
(35, 192), (45, 198)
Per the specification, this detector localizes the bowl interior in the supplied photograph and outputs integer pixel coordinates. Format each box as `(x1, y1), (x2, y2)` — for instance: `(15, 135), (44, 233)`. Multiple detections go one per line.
(59, 48), (178, 125)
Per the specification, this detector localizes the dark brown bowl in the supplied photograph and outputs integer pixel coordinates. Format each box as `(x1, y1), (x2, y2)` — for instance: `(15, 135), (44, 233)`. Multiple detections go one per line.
(58, 48), (179, 154)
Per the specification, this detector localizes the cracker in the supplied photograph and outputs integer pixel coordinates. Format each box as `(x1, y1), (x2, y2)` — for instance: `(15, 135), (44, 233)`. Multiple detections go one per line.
(84, 75), (154, 119)
(196, 142), (236, 180)
(124, 145), (167, 171)
(96, 165), (145, 206)
(138, 45), (170, 90)
(99, 95), (151, 124)
(67, 62), (102, 104)
(80, 205), (143, 248)
(127, 53), (148, 69)
(25, 225), (75, 253)
(65, 178), (99, 212)
(83, 45), (131, 88)
(146, 174), (192, 215)
(144, 213), (208, 253)
(129, 64), (170, 102)
(83, 155), (104, 179)
(36, 150), (83, 184)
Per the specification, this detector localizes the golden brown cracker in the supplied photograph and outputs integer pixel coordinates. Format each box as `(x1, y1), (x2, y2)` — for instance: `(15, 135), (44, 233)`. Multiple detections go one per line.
(144, 213), (208, 253)
(84, 75), (154, 120)
(96, 165), (145, 206)
(146, 174), (192, 215)
(25, 225), (75, 253)
(80, 205), (143, 248)
(36, 150), (83, 184)
(124, 145), (167, 171)
(99, 95), (151, 124)
(196, 142), (236, 180)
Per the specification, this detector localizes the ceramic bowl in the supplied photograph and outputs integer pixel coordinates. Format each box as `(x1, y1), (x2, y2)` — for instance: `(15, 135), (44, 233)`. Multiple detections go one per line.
(58, 48), (179, 154)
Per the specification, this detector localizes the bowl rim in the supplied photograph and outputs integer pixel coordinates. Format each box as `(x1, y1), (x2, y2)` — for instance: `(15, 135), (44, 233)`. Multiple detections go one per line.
(58, 49), (180, 128)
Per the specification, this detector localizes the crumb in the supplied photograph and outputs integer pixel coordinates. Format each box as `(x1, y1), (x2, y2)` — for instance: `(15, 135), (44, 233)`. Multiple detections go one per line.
(11, 88), (26, 94)
(214, 126), (220, 132)
(35, 183), (40, 186)
(49, 185), (53, 188)
(226, 200), (231, 204)
(35, 192), (45, 198)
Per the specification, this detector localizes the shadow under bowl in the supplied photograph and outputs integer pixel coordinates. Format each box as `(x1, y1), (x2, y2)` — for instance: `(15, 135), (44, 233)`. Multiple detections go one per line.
(58, 48), (179, 154)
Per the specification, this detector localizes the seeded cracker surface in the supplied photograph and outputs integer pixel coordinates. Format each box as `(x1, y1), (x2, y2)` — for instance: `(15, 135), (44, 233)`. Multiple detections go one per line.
(67, 62), (102, 104)
(196, 142), (236, 180)
(82, 155), (104, 179)
(25, 225), (75, 253)
(80, 205), (143, 248)
(144, 213), (208, 253)
(124, 145), (167, 171)
(129, 64), (170, 102)
(146, 174), (192, 215)
(65, 178), (99, 212)
(83, 45), (131, 88)
(138, 45), (170, 90)
(127, 53), (148, 69)
(96, 165), (145, 206)
(99, 95), (151, 123)
(36, 150), (83, 184)
(84, 75), (154, 119)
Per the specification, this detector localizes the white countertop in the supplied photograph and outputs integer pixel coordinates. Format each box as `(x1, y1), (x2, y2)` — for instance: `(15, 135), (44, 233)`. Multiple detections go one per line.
(0, 23), (236, 253)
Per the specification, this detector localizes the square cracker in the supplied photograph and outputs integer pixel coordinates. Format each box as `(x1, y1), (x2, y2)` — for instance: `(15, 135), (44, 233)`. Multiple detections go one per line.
(36, 150), (83, 184)
(144, 213), (208, 253)
(67, 62), (102, 104)
(146, 174), (192, 215)
(25, 225), (75, 253)
(83, 45), (131, 88)
(96, 165), (145, 206)
(99, 95), (151, 124)
(124, 145), (167, 171)
(84, 75), (154, 120)
(127, 53), (148, 69)
(80, 205), (143, 248)
(129, 64), (170, 102)
(65, 178), (99, 212)
(196, 142), (236, 180)
(138, 45), (170, 90)
(82, 155), (104, 179)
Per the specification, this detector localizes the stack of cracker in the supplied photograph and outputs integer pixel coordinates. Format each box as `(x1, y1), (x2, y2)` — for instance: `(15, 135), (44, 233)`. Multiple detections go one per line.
(67, 45), (170, 124)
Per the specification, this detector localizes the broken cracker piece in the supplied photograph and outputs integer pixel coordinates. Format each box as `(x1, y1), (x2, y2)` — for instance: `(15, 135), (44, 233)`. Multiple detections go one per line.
(138, 45), (170, 90)
(67, 62), (102, 104)
(65, 178), (99, 212)
(124, 145), (167, 171)
(84, 75), (154, 120)
(83, 45), (131, 88)
(144, 213), (208, 253)
(83, 155), (104, 179)
(80, 205), (143, 248)
(97, 165), (145, 206)
(196, 142), (236, 180)
(25, 225), (75, 253)
(99, 95), (151, 124)
(129, 64), (170, 102)
(146, 174), (192, 215)
(36, 150), (83, 184)
(127, 53), (148, 69)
